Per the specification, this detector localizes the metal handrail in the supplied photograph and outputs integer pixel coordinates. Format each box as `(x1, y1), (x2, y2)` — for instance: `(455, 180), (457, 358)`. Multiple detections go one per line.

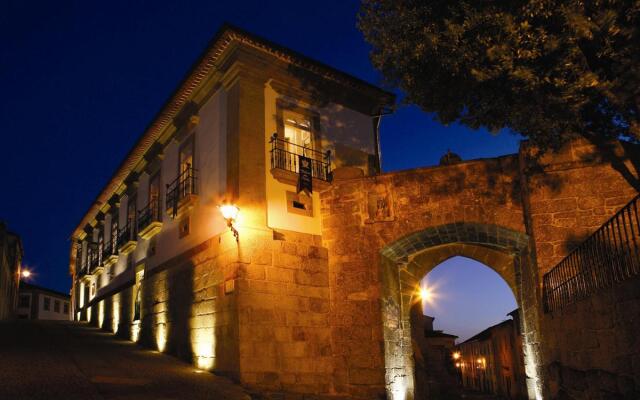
(138, 197), (162, 232)
(116, 221), (135, 248)
(102, 239), (116, 261)
(84, 243), (99, 273)
(88, 252), (99, 272)
(166, 166), (198, 214)
(269, 134), (332, 182)
(543, 194), (640, 312)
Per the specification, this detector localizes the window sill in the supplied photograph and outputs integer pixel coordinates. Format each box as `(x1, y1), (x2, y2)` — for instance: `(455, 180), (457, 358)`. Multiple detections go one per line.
(118, 240), (137, 256)
(103, 255), (118, 269)
(138, 221), (163, 240)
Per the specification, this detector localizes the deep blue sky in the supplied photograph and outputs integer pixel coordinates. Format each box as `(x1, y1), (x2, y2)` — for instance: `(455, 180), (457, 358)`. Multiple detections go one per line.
(1, 1), (521, 336)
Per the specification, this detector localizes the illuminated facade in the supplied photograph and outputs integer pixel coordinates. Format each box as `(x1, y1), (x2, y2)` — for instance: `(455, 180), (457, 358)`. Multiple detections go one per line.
(410, 303), (459, 399)
(70, 24), (392, 396)
(69, 24), (640, 400)
(455, 310), (527, 399)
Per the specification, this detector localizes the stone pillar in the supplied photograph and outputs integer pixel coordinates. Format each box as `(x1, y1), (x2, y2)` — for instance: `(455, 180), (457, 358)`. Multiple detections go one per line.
(381, 257), (416, 400)
(224, 66), (267, 230)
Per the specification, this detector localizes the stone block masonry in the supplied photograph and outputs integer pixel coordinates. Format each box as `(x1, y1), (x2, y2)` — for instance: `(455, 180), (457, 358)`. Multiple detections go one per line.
(542, 275), (640, 399)
(82, 139), (640, 400)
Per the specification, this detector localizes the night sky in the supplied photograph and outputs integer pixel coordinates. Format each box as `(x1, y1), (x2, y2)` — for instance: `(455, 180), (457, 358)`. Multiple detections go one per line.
(1, 1), (520, 338)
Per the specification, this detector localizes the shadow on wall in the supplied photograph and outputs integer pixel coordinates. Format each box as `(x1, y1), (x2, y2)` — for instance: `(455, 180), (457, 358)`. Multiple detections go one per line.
(285, 63), (385, 166)
(139, 278), (155, 347)
(166, 262), (195, 363)
(116, 289), (132, 339)
(424, 156), (528, 208)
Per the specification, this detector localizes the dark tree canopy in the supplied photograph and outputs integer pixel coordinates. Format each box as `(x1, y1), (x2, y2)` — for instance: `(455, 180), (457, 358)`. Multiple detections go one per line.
(358, 0), (640, 153)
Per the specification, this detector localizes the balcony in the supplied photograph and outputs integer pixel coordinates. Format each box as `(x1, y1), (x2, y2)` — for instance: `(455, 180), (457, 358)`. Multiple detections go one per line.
(117, 222), (137, 255)
(88, 251), (104, 276)
(101, 239), (118, 269)
(138, 198), (163, 240)
(269, 134), (332, 190)
(77, 260), (92, 283)
(166, 166), (198, 219)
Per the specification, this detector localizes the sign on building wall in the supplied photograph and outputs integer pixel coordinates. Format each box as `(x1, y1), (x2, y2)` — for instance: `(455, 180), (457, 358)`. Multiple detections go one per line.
(297, 155), (313, 195)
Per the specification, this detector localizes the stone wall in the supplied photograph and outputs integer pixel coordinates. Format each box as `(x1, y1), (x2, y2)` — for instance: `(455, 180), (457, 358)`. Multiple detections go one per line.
(80, 139), (640, 400)
(320, 156), (536, 400)
(523, 140), (640, 275)
(523, 140), (640, 398)
(542, 276), (640, 399)
(86, 227), (338, 397)
(88, 233), (242, 378)
(235, 229), (334, 396)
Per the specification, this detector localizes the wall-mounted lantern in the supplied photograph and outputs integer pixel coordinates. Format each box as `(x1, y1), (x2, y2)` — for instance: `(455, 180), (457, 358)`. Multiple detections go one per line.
(219, 203), (240, 241)
(20, 268), (32, 280)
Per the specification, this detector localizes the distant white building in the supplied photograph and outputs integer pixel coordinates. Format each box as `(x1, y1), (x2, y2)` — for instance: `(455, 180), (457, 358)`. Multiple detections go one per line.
(17, 282), (71, 321)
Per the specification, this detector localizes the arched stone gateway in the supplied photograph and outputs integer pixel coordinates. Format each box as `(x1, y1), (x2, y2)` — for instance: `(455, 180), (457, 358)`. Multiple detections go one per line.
(319, 141), (639, 399)
(379, 223), (542, 400)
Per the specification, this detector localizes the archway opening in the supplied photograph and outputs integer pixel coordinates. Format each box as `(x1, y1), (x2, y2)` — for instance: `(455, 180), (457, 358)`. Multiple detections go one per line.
(379, 223), (543, 400)
(411, 256), (527, 399)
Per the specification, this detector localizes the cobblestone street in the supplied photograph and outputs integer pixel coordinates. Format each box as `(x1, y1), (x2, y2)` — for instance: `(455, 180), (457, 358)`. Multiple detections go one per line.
(0, 321), (250, 400)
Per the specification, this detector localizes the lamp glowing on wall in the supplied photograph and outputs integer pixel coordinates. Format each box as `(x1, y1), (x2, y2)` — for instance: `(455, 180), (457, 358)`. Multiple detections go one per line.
(218, 203), (240, 241)
(20, 268), (33, 280)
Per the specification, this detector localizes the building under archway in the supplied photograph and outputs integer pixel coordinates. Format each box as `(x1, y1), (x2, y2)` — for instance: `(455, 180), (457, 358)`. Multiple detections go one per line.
(380, 223), (542, 400)
(411, 256), (526, 398)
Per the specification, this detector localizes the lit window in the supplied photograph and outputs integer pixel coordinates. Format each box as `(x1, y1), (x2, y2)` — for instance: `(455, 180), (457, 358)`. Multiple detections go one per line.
(179, 136), (195, 174)
(283, 111), (312, 149)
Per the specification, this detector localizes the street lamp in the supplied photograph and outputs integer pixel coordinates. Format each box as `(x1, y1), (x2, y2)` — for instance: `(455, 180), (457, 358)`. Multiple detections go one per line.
(420, 286), (432, 302)
(20, 268), (32, 280)
(219, 203), (240, 241)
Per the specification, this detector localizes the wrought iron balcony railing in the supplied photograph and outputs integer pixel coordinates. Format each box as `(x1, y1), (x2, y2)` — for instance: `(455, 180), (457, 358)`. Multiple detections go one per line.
(117, 221), (136, 249)
(78, 260), (89, 277)
(138, 197), (162, 232)
(88, 252), (99, 272)
(101, 239), (116, 261)
(166, 166), (198, 214)
(270, 134), (332, 182)
(543, 194), (640, 312)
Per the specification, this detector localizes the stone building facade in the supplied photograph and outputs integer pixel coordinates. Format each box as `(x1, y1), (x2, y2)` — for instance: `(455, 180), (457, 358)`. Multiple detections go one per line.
(70, 25), (640, 399)
(0, 222), (22, 320)
(456, 310), (527, 399)
(410, 303), (458, 399)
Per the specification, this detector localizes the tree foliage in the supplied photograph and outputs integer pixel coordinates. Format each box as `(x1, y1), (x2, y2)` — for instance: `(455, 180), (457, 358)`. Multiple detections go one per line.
(358, 0), (640, 152)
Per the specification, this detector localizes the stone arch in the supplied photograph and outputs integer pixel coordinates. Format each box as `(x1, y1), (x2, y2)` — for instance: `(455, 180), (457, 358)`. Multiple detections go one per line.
(380, 223), (543, 400)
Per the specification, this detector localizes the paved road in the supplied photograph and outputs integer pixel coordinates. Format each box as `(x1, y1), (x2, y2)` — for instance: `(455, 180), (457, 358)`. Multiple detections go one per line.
(0, 321), (250, 400)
